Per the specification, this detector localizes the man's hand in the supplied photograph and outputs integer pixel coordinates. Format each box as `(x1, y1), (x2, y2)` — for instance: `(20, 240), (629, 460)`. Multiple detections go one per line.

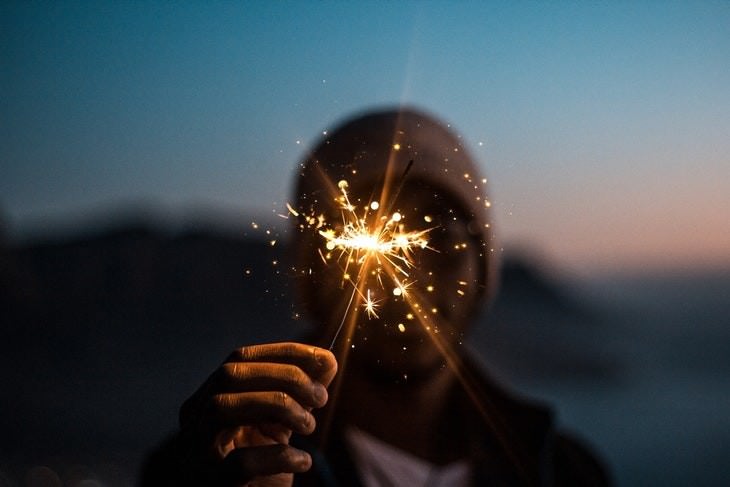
(179, 342), (338, 486)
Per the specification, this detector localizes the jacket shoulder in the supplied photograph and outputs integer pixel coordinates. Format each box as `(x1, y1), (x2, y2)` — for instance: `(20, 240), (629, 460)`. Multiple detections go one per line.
(551, 431), (612, 486)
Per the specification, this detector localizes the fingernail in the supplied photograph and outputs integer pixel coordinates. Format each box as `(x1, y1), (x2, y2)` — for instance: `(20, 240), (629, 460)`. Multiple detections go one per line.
(302, 411), (315, 432)
(313, 348), (326, 367)
(314, 348), (334, 368)
(293, 449), (312, 470)
(313, 383), (328, 405)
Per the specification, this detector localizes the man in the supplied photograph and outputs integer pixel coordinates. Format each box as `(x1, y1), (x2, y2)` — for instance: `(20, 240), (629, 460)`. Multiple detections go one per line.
(142, 107), (609, 486)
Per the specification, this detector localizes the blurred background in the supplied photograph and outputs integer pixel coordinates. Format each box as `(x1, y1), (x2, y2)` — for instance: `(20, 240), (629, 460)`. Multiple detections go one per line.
(2, 1), (729, 485)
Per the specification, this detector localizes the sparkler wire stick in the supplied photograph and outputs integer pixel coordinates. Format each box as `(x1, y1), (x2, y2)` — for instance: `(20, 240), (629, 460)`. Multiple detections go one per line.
(328, 284), (358, 350)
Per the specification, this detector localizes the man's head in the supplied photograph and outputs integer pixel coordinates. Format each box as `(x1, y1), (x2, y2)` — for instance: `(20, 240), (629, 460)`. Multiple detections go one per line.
(290, 107), (498, 378)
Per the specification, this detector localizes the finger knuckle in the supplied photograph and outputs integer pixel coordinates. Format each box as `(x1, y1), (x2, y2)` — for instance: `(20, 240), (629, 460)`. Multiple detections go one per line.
(278, 445), (299, 464)
(209, 393), (232, 415)
(275, 390), (290, 410)
(302, 412), (316, 434)
(221, 362), (250, 383)
(282, 364), (308, 389)
(226, 346), (247, 362)
(279, 342), (299, 358)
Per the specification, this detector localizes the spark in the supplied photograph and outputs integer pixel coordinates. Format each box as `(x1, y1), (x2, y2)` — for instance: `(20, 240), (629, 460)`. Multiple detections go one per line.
(286, 203), (300, 217)
(363, 289), (380, 319)
(316, 181), (431, 282)
(392, 279), (414, 297)
(290, 162), (436, 350)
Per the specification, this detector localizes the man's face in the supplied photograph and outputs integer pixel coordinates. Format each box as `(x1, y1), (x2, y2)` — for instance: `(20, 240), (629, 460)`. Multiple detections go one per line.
(301, 180), (484, 381)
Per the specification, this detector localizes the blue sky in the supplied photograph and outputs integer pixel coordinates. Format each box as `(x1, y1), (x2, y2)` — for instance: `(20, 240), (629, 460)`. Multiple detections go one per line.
(2, 1), (729, 273)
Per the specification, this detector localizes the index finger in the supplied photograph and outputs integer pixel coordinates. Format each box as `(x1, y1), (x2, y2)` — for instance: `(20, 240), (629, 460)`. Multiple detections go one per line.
(227, 342), (337, 387)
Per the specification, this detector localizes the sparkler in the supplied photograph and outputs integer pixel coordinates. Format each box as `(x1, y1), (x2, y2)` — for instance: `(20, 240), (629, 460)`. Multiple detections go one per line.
(288, 160), (438, 350)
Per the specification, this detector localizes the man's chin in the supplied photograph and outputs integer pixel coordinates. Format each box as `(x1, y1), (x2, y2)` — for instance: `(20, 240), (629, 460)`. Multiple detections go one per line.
(348, 339), (446, 386)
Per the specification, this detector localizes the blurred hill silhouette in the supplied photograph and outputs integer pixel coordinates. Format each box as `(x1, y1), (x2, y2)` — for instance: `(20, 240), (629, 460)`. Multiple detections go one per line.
(0, 219), (619, 485)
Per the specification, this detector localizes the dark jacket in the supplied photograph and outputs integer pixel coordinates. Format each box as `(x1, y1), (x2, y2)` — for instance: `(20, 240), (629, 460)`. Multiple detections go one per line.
(141, 351), (609, 487)
(293, 352), (609, 487)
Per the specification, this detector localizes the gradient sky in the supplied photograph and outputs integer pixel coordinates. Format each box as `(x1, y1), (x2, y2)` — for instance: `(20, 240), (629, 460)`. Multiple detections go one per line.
(2, 1), (729, 274)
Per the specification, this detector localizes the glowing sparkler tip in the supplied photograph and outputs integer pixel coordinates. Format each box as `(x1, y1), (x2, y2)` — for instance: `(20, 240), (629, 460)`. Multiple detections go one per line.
(311, 177), (436, 326)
